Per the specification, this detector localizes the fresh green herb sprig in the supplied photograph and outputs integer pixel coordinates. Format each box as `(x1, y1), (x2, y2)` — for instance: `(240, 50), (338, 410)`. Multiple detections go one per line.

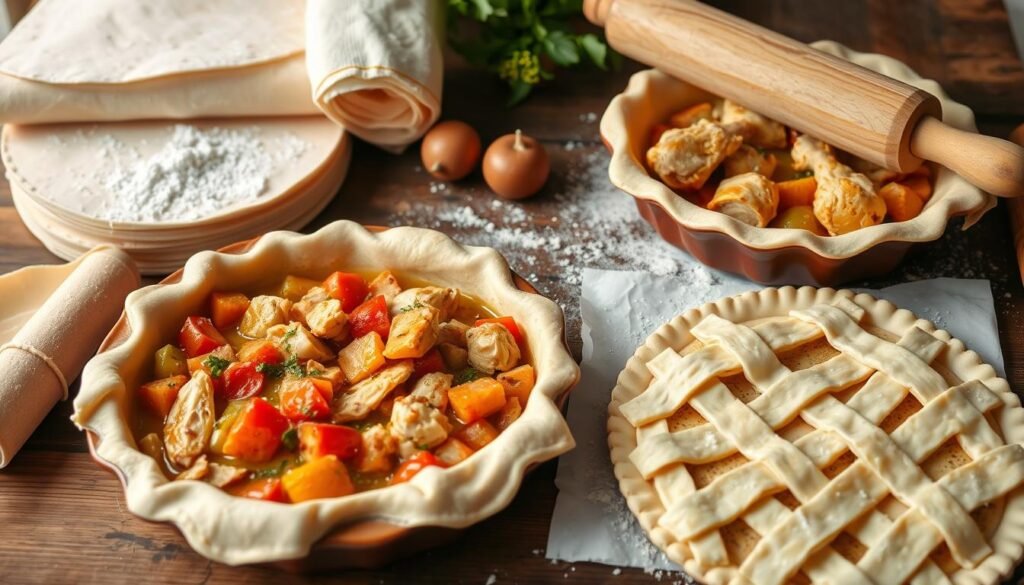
(447, 0), (613, 105)
(203, 355), (231, 378)
(252, 459), (291, 479)
(256, 354), (306, 379)
(454, 367), (484, 385)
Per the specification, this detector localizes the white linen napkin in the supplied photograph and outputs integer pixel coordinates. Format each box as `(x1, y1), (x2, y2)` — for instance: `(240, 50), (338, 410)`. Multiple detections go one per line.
(546, 266), (1004, 573)
(305, 0), (444, 152)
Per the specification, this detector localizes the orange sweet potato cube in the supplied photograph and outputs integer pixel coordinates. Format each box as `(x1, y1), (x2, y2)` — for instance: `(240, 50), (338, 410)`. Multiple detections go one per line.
(139, 375), (188, 418)
(281, 455), (355, 502)
(497, 364), (536, 404)
(447, 377), (506, 423)
(210, 292), (250, 329)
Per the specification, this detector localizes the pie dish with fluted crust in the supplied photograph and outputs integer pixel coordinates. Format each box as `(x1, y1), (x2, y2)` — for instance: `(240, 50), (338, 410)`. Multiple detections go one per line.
(71, 220), (579, 567)
(600, 41), (995, 285)
(608, 286), (1024, 584)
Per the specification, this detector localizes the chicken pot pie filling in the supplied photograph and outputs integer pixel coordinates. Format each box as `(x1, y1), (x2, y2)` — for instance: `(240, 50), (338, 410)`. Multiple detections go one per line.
(608, 287), (1024, 585)
(646, 98), (932, 236)
(134, 270), (535, 503)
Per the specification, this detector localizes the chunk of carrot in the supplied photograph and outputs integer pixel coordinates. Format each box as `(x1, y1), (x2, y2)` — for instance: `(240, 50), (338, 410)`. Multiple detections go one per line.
(879, 183), (924, 222)
(139, 375), (188, 418)
(281, 455), (355, 502)
(776, 177), (817, 209)
(210, 292), (250, 329)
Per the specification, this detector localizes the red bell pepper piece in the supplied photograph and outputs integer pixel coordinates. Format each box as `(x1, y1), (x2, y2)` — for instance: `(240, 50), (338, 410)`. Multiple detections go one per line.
(349, 295), (391, 340)
(228, 477), (288, 503)
(179, 315), (228, 358)
(222, 398), (289, 463)
(390, 451), (445, 485)
(412, 348), (445, 380)
(322, 272), (369, 312)
(297, 423), (362, 461)
(279, 379), (332, 422)
(474, 316), (524, 346)
(221, 361), (265, 401)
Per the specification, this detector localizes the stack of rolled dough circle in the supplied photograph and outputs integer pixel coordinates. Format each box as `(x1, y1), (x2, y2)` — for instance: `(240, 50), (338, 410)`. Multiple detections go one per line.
(3, 117), (351, 275)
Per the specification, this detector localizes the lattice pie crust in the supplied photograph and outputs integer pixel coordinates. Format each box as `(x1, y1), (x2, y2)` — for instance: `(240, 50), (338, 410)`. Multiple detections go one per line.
(608, 287), (1024, 585)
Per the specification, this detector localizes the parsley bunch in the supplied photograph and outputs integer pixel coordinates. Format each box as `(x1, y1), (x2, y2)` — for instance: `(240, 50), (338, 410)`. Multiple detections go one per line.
(447, 0), (612, 104)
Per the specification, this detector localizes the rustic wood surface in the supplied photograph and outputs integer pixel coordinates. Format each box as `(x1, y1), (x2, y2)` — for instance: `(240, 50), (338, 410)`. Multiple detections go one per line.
(2, 1), (1024, 583)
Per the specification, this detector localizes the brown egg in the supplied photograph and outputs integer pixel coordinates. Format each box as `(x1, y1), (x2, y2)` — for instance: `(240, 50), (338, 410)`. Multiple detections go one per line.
(482, 130), (550, 200)
(420, 120), (481, 181)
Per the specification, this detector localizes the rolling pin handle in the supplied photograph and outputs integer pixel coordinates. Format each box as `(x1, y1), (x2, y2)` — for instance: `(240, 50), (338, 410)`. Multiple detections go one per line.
(910, 116), (1024, 197)
(584, 0), (612, 27)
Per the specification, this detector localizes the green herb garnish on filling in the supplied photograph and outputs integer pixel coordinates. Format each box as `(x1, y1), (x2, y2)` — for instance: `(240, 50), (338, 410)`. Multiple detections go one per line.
(399, 301), (424, 313)
(280, 428), (299, 451)
(252, 459), (290, 479)
(454, 367), (483, 385)
(203, 355), (231, 378)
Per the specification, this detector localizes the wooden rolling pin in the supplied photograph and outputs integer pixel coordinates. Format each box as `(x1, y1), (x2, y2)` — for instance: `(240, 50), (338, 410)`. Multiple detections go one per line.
(1010, 124), (1024, 284)
(585, 0), (1024, 198)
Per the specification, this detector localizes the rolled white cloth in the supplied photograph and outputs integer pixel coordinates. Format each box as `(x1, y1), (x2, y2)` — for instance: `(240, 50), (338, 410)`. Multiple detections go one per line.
(305, 0), (444, 152)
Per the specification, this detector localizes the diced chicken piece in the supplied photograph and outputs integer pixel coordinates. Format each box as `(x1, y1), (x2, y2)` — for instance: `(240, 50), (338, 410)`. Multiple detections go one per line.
(164, 370), (216, 469)
(438, 319), (470, 347)
(391, 396), (452, 458)
(719, 99), (787, 149)
(333, 361), (414, 423)
(290, 286), (331, 326)
(410, 372), (452, 410)
(174, 455), (248, 488)
(383, 306), (440, 360)
(439, 342), (469, 371)
(646, 119), (743, 190)
(176, 455), (210, 481)
(466, 322), (521, 374)
(305, 299), (349, 342)
(792, 135), (886, 235)
(356, 424), (398, 473)
(206, 462), (248, 488)
(266, 322), (334, 362)
(723, 144), (778, 179)
(306, 359), (345, 390)
(390, 286), (459, 321)
(368, 271), (403, 305)
(239, 295), (292, 338)
(708, 172), (780, 227)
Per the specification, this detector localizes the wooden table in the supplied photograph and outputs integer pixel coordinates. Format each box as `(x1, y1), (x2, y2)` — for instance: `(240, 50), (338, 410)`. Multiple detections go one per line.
(2, 1), (1024, 583)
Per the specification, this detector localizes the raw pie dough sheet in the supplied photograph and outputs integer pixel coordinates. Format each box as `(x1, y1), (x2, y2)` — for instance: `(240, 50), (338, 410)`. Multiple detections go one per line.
(3, 118), (352, 274)
(0, 0), (445, 150)
(0, 247), (139, 467)
(0, 0), (317, 123)
(305, 0), (444, 152)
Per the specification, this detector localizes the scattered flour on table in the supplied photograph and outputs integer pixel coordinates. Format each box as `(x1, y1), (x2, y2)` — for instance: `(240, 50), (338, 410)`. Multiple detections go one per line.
(96, 125), (308, 223)
(399, 147), (714, 290)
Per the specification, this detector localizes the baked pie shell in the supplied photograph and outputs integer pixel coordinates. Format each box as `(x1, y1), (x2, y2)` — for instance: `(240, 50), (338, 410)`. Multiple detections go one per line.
(607, 286), (1024, 584)
(72, 221), (580, 566)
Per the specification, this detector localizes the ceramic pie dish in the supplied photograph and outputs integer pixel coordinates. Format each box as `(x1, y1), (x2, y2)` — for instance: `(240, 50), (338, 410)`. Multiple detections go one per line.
(71, 221), (580, 567)
(608, 286), (1024, 584)
(600, 41), (995, 285)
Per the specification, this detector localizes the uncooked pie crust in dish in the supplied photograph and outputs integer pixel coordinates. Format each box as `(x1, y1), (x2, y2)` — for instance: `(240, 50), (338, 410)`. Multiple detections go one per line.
(608, 287), (1024, 585)
(71, 221), (579, 565)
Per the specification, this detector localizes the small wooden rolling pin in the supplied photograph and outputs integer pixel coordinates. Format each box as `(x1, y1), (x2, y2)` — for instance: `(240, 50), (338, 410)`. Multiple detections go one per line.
(1010, 125), (1024, 284)
(584, 0), (1024, 198)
